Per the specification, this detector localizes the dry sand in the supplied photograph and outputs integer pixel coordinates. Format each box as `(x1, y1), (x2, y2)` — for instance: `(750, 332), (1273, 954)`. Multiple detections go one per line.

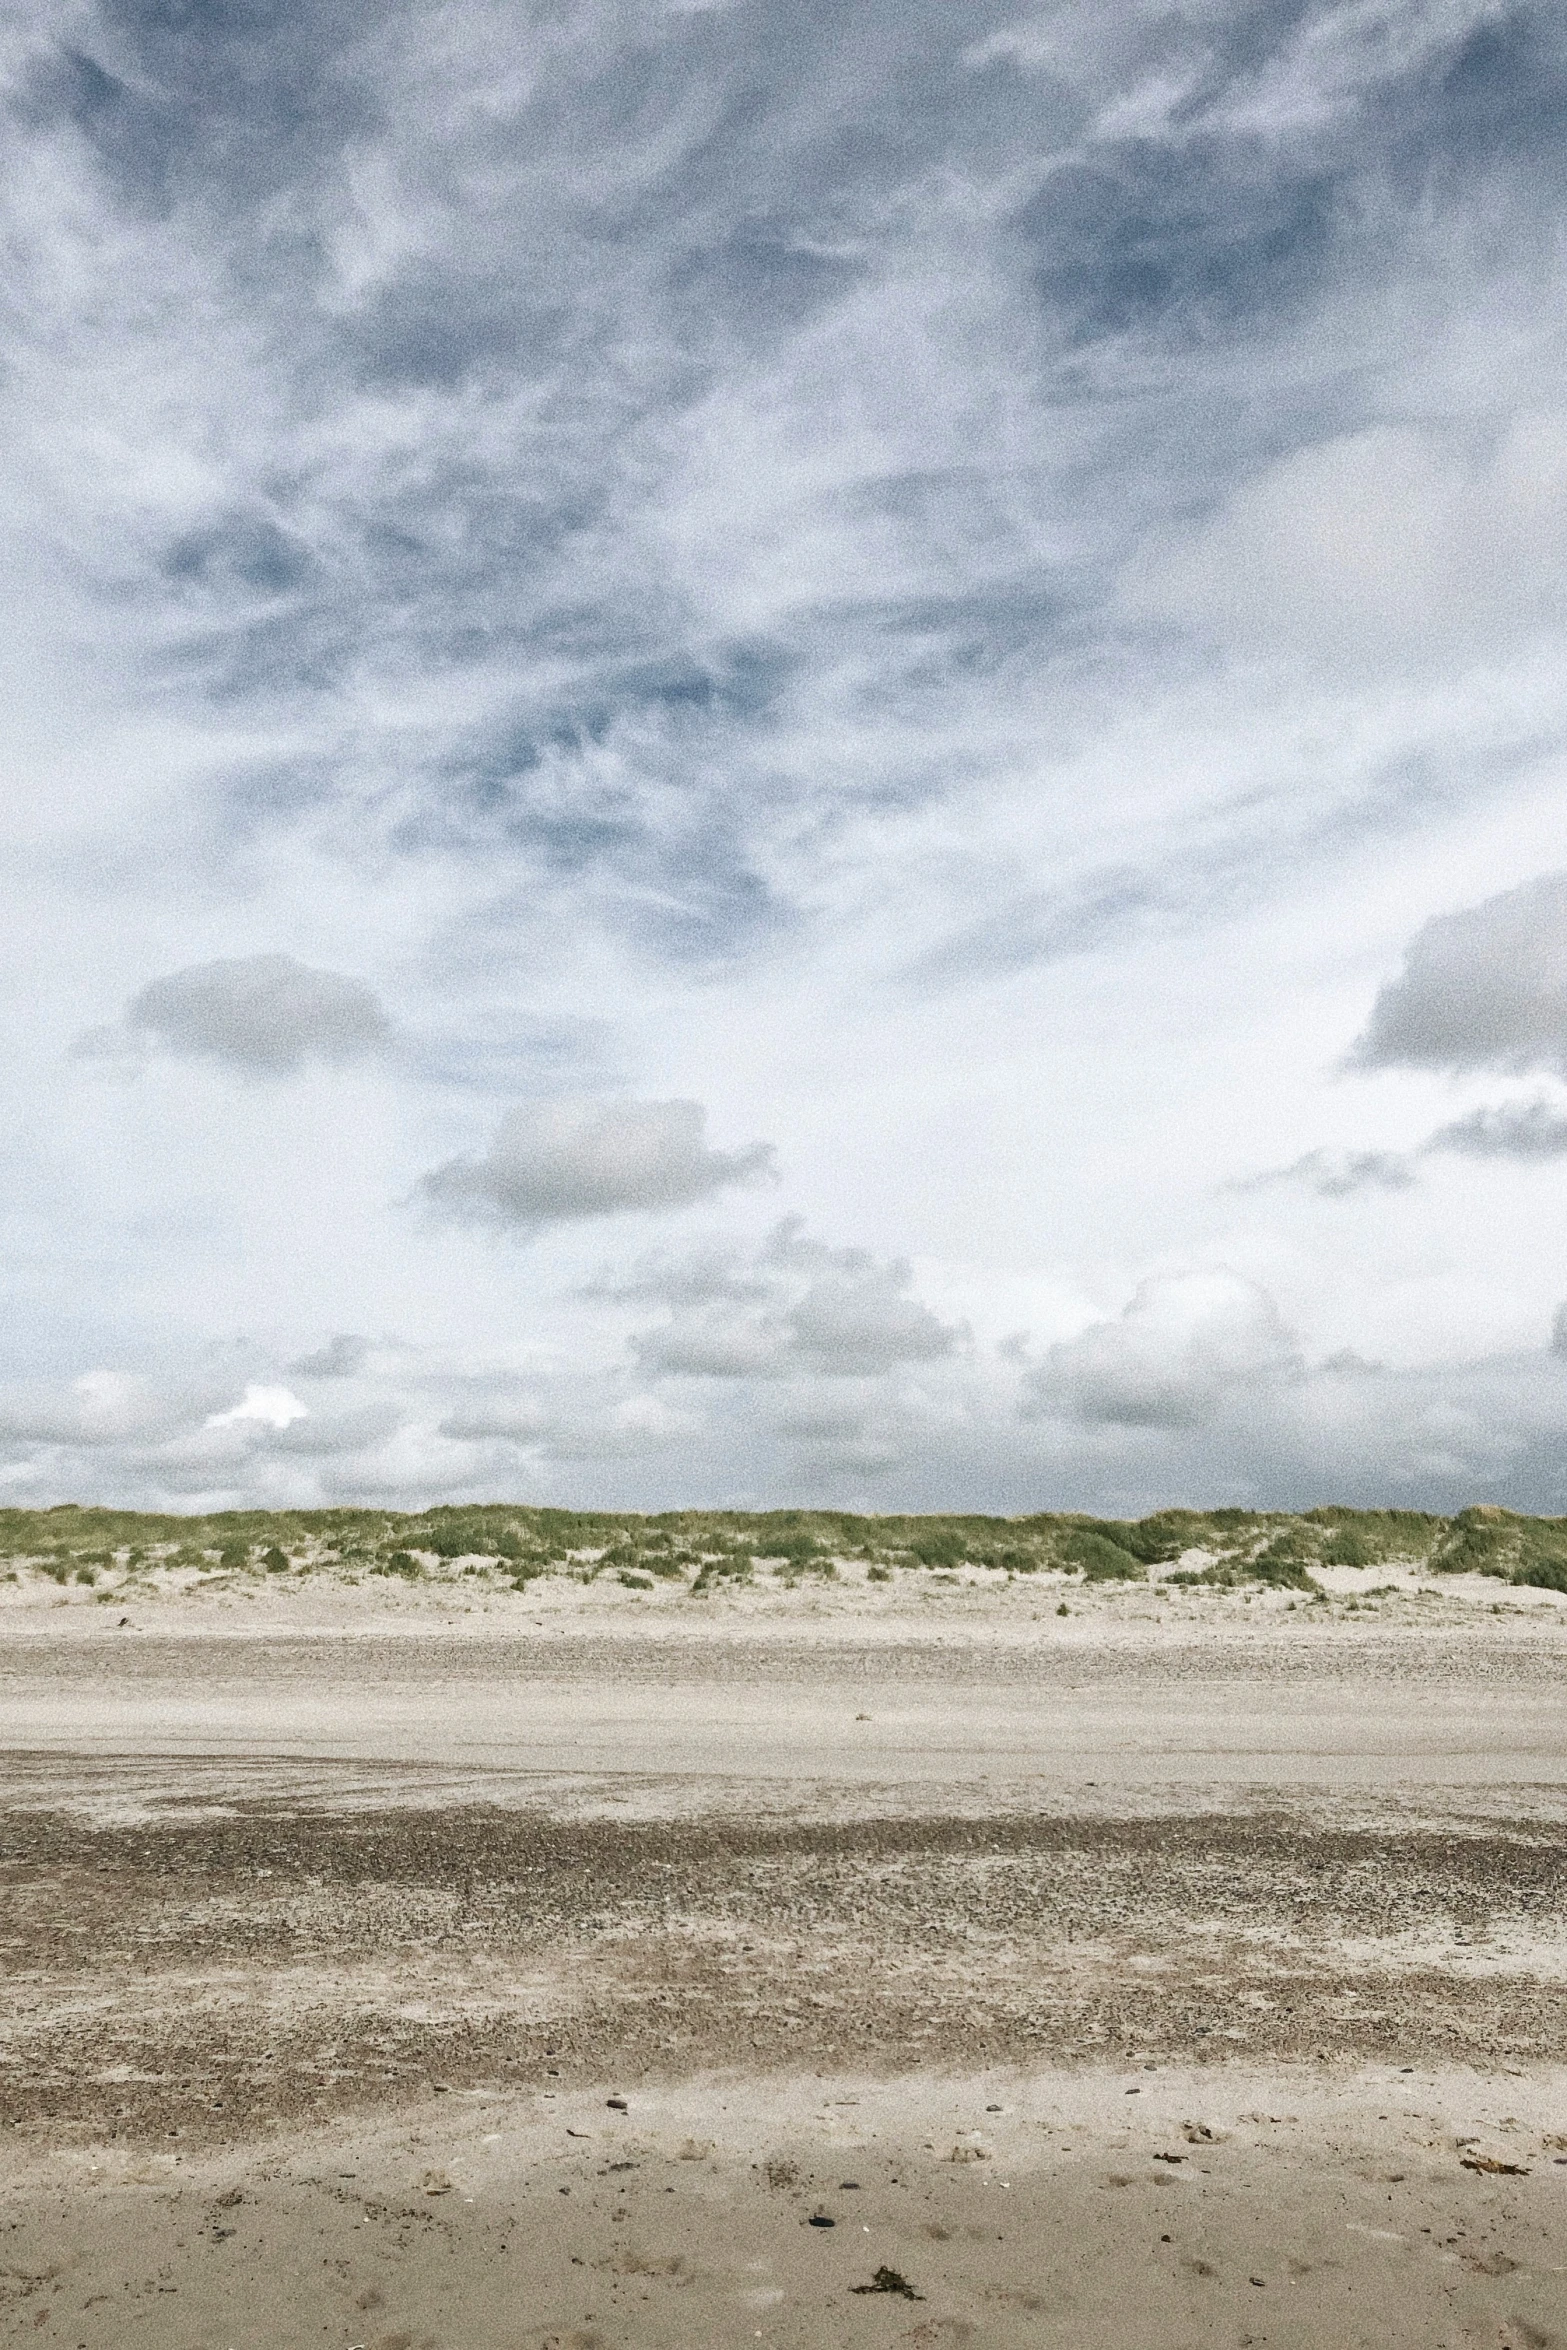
(2, 1567), (1566, 2345)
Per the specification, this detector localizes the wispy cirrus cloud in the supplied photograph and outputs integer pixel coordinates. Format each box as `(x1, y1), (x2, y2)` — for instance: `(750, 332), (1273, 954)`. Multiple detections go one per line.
(11, 0), (1567, 968)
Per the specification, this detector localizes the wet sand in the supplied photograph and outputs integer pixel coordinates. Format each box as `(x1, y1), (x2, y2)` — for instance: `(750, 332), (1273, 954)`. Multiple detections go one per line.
(2, 1572), (1566, 2345)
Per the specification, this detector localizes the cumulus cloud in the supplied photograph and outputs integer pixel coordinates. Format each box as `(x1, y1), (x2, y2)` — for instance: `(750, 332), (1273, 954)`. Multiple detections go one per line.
(1237, 875), (1567, 1194)
(1023, 1272), (1303, 1429)
(78, 955), (393, 1076)
(775, 1407), (904, 1477)
(536, 1391), (699, 1462)
(8, 1304), (1567, 1515)
(417, 1099), (776, 1232)
(628, 1221), (964, 1381)
(785, 1268), (959, 1376)
(1352, 873), (1567, 1078)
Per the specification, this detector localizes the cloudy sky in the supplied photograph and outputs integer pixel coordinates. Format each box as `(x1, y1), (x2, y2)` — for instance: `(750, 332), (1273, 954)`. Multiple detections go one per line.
(5, 0), (1567, 1515)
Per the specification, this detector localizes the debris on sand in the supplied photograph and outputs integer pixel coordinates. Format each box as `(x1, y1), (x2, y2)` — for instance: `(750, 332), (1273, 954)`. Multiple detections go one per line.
(420, 2168), (452, 2195)
(852, 2266), (923, 2299)
(1459, 2142), (1530, 2175)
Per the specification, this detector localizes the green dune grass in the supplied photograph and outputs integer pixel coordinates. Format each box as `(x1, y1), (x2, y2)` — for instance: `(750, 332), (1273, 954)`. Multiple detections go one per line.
(4, 1499), (1567, 1599)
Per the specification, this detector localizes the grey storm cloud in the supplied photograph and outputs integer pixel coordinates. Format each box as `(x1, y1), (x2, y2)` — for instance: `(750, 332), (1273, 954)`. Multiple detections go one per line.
(417, 1099), (776, 1232)
(1353, 873), (1567, 1078)
(1023, 1272), (1304, 1430)
(79, 955), (392, 1075)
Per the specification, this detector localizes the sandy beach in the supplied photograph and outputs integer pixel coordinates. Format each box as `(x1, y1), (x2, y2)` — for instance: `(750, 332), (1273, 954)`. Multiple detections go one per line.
(9, 0), (1567, 2333)
(3, 1568), (1566, 2345)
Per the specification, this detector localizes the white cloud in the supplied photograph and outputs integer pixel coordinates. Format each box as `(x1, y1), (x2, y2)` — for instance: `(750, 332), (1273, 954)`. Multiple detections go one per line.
(204, 1383), (308, 1431)
(1124, 417), (1567, 674)
(417, 1098), (776, 1231)
(3, 1295), (1567, 1515)
(78, 956), (393, 1076)
(582, 1243), (770, 1307)
(1023, 1272), (1304, 1429)
(438, 1379), (697, 1458)
(1353, 872), (1567, 1077)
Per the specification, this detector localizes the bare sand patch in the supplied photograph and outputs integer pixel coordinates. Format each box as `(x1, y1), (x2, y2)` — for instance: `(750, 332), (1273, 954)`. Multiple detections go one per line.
(4, 2066), (1567, 2347)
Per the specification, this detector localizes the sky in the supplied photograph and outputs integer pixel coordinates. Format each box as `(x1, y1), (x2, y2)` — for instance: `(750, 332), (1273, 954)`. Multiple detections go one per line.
(5, 0), (1567, 1517)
